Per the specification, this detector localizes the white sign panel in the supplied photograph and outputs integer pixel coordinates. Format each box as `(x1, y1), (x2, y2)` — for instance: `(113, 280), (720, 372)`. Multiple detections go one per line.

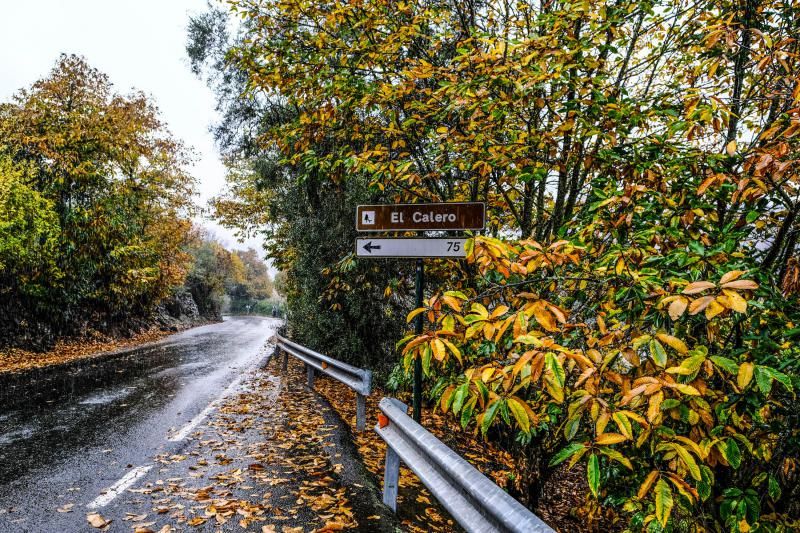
(356, 238), (467, 258)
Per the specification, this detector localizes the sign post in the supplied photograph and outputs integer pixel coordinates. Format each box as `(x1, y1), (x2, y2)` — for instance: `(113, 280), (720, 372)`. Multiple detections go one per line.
(413, 259), (424, 423)
(356, 202), (485, 423)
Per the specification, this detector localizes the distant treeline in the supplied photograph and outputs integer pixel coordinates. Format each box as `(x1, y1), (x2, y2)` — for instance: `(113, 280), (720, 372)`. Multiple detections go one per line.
(0, 55), (279, 351)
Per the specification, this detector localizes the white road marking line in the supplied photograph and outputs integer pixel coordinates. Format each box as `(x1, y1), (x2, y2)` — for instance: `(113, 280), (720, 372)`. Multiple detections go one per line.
(167, 372), (247, 442)
(86, 464), (152, 509)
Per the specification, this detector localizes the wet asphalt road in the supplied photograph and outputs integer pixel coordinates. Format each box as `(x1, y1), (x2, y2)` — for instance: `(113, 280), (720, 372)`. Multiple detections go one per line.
(0, 316), (280, 532)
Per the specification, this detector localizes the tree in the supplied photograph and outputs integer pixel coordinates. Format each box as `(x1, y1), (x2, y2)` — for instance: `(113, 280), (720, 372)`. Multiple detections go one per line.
(184, 229), (237, 320)
(191, 1), (800, 529)
(0, 55), (196, 346)
(225, 248), (274, 313)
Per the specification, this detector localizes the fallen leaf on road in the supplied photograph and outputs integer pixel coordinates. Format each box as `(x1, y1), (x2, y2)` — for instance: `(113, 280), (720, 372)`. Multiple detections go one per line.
(187, 516), (207, 526)
(124, 513), (148, 521)
(87, 511), (111, 528)
(56, 503), (74, 513)
(262, 525), (277, 533)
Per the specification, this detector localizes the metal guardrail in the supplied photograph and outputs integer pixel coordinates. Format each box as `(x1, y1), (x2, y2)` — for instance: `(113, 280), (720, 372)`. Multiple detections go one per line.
(375, 397), (554, 533)
(275, 334), (373, 431)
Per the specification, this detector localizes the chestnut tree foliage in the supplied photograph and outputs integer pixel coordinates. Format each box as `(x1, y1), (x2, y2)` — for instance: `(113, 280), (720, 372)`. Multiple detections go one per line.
(192, 0), (800, 529)
(0, 55), (197, 347)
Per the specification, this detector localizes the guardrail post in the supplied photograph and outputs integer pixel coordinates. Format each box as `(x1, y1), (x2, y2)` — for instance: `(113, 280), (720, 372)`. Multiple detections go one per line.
(356, 393), (367, 431)
(282, 351), (288, 372)
(306, 364), (315, 388)
(382, 445), (400, 512)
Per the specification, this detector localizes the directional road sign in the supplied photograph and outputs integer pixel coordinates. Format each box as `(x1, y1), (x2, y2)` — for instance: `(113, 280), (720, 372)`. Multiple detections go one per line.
(356, 202), (485, 232)
(356, 238), (467, 258)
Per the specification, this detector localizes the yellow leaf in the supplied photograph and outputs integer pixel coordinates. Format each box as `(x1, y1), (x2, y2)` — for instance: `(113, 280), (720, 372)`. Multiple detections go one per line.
(726, 140), (737, 156)
(722, 289), (747, 313)
(673, 436), (706, 459)
(615, 256), (625, 275)
(507, 397), (531, 433)
(471, 302), (489, 318)
(705, 299), (726, 319)
(738, 362), (754, 389)
(671, 383), (700, 395)
(647, 391), (663, 423)
(490, 305), (510, 319)
(637, 470), (659, 499)
(612, 412), (633, 439)
(720, 270), (745, 284)
(431, 339), (446, 361)
(596, 411), (610, 435)
(406, 307), (426, 323)
(656, 333), (688, 354)
(441, 295), (462, 312)
(483, 321), (496, 340)
(596, 432), (627, 445)
(512, 312), (528, 338)
(532, 306), (557, 332)
(671, 444), (701, 480)
(512, 351), (535, 378)
(441, 338), (462, 364)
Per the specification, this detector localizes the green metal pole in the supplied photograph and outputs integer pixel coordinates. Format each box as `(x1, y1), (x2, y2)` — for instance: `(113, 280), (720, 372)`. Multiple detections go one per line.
(413, 258), (424, 423)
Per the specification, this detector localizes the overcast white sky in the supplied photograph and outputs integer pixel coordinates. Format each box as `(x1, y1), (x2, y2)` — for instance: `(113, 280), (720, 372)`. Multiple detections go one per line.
(0, 0), (265, 256)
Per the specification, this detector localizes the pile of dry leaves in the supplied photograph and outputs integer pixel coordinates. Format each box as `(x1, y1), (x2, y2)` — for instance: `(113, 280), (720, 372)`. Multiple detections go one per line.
(0, 327), (174, 374)
(306, 358), (526, 533)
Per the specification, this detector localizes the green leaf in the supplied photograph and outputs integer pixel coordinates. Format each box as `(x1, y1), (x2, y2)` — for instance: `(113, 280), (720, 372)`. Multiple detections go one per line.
(754, 366), (773, 395)
(710, 356), (738, 374)
(587, 454), (600, 498)
(422, 343), (432, 376)
(767, 367), (793, 392)
(452, 382), (469, 415)
(460, 397), (476, 429)
(481, 400), (501, 435)
(768, 475), (781, 501)
(654, 478), (674, 527)
(650, 339), (667, 367)
(726, 439), (742, 469)
(549, 443), (586, 467)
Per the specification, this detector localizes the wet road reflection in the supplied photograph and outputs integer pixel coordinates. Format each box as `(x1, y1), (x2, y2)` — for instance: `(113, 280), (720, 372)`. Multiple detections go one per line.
(0, 316), (278, 530)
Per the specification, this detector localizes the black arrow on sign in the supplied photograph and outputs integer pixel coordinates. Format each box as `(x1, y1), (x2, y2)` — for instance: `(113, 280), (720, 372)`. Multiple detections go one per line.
(362, 241), (382, 253)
